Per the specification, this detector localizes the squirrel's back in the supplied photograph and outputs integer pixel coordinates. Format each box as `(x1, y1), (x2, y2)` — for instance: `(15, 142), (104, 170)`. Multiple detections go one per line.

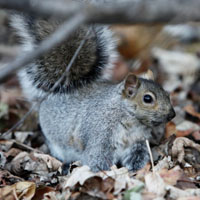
(11, 13), (118, 99)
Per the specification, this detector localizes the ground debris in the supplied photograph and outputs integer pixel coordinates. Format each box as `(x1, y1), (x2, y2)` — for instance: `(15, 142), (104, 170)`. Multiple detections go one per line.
(0, 18), (200, 200)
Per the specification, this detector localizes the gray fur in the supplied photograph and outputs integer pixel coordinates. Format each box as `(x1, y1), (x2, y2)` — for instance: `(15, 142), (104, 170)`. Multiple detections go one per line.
(39, 79), (175, 172)
(11, 2), (175, 172)
(11, 14), (117, 100)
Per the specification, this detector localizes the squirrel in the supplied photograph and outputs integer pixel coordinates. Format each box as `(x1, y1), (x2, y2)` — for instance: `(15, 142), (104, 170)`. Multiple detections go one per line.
(10, 4), (176, 172)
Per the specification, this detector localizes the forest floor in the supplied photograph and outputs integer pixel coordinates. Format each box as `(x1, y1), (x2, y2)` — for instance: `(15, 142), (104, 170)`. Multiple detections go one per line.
(0, 11), (200, 200)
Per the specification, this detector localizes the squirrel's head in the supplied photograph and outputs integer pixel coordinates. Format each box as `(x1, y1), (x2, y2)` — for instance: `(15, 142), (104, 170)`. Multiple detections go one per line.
(122, 70), (176, 127)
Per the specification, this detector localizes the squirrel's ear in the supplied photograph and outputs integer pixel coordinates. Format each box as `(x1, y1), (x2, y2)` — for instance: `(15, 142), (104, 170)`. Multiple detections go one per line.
(145, 70), (154, 81)
(124, 74), (140, 98)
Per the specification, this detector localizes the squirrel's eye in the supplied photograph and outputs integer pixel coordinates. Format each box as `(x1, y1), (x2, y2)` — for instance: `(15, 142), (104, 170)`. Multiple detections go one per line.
(143, 94), (153, 104)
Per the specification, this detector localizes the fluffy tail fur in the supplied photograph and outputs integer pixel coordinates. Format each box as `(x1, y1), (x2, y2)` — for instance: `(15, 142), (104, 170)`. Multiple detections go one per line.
(11, 13), (117, 100)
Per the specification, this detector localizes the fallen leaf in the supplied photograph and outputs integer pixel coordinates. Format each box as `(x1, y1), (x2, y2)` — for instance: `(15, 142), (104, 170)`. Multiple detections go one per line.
(166, 185), (200, 199)
(10, 151), (62, 184)
(32, 186), (55, 200)
(159, 166), (183, 186)
(184, 105), (200, 120)
(64, 165), (96, 188)
(172, 137), (200, 163)
(0, 181), (36, 200)
(145, 172), (166, 197)
(165, 122), (177, 138)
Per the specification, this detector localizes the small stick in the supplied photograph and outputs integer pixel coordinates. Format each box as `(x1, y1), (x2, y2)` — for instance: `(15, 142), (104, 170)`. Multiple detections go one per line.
(146, 139), (155, 172)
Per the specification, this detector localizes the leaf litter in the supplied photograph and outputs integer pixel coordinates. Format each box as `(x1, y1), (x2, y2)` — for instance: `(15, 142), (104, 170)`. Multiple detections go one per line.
(0, 14), (200, 200)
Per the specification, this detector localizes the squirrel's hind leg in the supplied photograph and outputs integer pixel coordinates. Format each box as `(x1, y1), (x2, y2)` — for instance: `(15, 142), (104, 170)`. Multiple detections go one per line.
(116, 141), (150, 172)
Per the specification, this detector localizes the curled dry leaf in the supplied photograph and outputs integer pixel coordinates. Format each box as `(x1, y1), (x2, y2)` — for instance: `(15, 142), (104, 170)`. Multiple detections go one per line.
(172, 137), (200, 163)
(10, 151), (62, 184)
(0, 181), (36, 200)
(64, 165), (96, 188)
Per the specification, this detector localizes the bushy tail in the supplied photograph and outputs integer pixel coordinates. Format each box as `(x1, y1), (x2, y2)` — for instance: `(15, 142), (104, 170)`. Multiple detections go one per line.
(10, 14), (117, 100)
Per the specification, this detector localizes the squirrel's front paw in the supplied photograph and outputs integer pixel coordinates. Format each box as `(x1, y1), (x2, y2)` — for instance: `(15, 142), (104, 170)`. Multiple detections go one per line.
(117, 141), (149, 171)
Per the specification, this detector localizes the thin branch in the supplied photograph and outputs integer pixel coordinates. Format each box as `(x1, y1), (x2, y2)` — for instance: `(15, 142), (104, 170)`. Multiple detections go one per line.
(0, 0), (200, 82)
(88, 0), (200, 24)
(0, 12), (87, 83)
(146, 140), (155, 172)
(1, 0), (200, 24)
(0, 0), (82, 19)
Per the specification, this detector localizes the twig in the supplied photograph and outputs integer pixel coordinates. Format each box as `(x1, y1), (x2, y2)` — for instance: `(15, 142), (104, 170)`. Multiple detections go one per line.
(146, 140), (155, 172)
(0, 12), (87, 83)
(1, 0), (200, 24)
(0, 0), (82, 19)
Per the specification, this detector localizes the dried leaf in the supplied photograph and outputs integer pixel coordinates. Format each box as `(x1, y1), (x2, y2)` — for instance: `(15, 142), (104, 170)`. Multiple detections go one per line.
(172, 137), (200, 163)
(184, 105), (200, 120)
(145, 172), (166, 197)
(165, 122), (177, 138)
(64, 165), (96, 188)
(0, 181), (36, 200)
(159, 166), (182, 186)
(166, 185), (200, 199)
(10, 151), (62, 184)
(32, 186), (55, 200)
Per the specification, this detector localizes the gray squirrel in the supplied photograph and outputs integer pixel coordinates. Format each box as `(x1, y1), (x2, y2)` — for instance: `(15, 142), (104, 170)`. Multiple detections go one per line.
(10, 4), (175, 172)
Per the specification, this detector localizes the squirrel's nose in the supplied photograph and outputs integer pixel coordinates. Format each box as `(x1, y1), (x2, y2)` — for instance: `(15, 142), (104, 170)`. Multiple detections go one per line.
(167, 108), (176, 121)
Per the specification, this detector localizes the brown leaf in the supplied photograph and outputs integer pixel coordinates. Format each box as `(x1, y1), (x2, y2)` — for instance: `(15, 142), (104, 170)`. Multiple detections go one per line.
(81, 176), (115, 199)
(159, 166), (183, 186)
(184, 105), (200, 120)
(0, 181), (36, 200)
(32, 186), (55, 200)
(165, 121), (177, 138)
(10, 151), (62, 184)
(172, 137), (200, 163)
